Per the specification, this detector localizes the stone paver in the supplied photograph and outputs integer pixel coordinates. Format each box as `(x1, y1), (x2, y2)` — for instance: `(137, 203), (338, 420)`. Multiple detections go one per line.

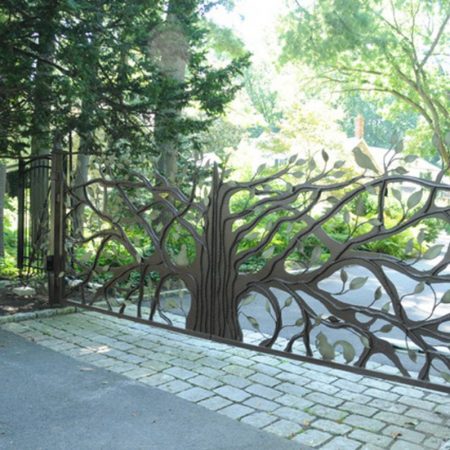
(349, 429), (393, 447)
(197, 395), (232, 411)
(344, 414), (385, 432)
(293, 429), (333, 447)
(218, 403), (254, 420)
(241, 411), (277, 428)
(214, 385), (251, 402)
(263, 419), (304, 438)
(382, 425), (425, 444)
(2, 310), (449, 450)
(312, 419), (352, 435)
(321, 436), (361, 450)
(273, 406), (314, 424)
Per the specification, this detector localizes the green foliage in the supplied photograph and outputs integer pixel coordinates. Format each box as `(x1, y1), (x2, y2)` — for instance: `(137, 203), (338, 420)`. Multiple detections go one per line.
(205, 20), (247, 59)
(280, 0), (450, 166)
(243, 67), (283, 132)
(339, 93), (418, 148)
(0, 0), (248, 178)
(0, 196), (19, 277)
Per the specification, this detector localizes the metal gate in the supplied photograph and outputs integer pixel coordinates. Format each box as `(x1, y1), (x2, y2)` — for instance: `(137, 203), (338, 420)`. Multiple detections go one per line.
(47, 151), (450, 393)
(15, 155), (52, 274)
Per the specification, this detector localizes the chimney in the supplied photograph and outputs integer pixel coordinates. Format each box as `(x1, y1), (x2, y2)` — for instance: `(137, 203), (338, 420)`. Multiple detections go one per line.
(355, 114), (365, 140)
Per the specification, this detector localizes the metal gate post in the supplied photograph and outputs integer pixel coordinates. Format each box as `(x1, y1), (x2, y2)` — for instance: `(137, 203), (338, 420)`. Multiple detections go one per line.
(48, 151), (65, 305)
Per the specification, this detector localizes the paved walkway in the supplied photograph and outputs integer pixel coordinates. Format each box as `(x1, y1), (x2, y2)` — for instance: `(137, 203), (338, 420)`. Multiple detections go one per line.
(1, 310), (449, 449)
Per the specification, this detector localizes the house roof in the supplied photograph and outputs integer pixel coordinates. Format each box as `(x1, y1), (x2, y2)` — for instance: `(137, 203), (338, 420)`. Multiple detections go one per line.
(345, 137), (444, 179)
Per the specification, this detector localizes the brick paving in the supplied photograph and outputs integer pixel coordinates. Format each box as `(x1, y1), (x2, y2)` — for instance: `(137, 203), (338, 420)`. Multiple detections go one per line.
(1, 310), (449, 449)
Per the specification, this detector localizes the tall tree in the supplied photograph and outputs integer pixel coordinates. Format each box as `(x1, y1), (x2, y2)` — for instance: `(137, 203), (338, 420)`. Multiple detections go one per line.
(281, 0), (450, 167)
(0, 0), (248, 227)
(339, 93), (418, 148)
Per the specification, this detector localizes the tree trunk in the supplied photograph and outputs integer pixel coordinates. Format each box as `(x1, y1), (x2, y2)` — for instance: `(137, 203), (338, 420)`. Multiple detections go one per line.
(186, 169), (242, 340)
(71, 105), (92, 238)
(29, 2), (58, 250)
(71, 152), (90, 237)
(153, 1), (191, 183)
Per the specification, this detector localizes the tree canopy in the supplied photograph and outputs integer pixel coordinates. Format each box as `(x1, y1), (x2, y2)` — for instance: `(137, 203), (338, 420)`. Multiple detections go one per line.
(0, 0), (248, 178)
(281, 0), (450, 167)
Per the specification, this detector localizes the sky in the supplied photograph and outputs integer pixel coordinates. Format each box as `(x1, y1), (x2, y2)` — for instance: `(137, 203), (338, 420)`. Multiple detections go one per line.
(207, 0), (289, 59)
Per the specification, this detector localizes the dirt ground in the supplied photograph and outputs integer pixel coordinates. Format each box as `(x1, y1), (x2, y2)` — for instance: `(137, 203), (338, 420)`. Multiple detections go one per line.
(0, 280), (58, 316)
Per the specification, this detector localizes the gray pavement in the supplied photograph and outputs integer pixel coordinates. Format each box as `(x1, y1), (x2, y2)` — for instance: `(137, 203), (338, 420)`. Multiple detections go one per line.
(0, 329), (302, 450)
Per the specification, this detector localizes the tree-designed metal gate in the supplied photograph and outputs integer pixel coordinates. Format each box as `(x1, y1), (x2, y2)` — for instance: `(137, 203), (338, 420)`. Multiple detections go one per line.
(48, 151), (450, 392)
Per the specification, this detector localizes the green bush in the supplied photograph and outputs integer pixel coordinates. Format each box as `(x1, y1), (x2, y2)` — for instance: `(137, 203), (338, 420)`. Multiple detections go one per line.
(0, 196), (18, 278)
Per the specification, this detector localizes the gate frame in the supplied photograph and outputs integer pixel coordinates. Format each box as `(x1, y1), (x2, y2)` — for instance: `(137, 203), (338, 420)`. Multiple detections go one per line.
(48, 151), (65, 305)
(46, 152), (450, 394)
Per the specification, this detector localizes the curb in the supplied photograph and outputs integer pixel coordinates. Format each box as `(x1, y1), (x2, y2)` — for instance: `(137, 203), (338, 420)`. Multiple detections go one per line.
(0, 306), (77, 325)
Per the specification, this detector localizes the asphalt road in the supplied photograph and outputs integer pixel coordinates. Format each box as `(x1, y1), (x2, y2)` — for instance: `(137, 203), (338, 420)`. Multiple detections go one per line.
(0, 329), (305, 450)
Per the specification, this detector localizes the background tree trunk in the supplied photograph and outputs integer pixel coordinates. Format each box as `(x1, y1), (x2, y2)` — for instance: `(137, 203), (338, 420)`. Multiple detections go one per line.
(153, 0), (192, 183)
(0, 164), (6, 259)
(29, 2), (58, 249)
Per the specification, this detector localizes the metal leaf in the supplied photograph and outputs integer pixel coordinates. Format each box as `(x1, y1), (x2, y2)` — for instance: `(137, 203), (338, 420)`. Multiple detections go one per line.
(441, 372), (450, 383)
(380, 324), (393, 333)
(349, 277), (368, 290)
(240, 295), (256, 307)
(417, 229), (426, 244)
(441, 290), (450, 304)
(310, 246), (322, 265)
(374, 286), (382, 301)
(360, 336), (370, 349)
(423, 245), (444, 260)
(343, 210), (350, 224)
(404, 154), (417, 163)
(355, 198), (365, 217)
(408, 350), (417, 363)
(414, 282), (425, 294)
(405, 239), (414, 255)
(394, 167), (408, 175)
(407, 190), (423, 210)
(247, 315), (260, 331)
(256, 163), (266, 173)
(262, 246), (275, 259)
(392, 188), (402, 202)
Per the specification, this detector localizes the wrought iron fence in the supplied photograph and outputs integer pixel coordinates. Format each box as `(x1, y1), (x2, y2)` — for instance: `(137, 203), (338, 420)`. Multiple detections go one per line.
(53, 150), (450, 392)
(16, 155), (52, 274)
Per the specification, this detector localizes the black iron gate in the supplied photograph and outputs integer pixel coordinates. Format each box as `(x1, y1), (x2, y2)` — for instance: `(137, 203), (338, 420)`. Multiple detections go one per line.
(46, 151), (450, 393)
(15, 155), (52, 274)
